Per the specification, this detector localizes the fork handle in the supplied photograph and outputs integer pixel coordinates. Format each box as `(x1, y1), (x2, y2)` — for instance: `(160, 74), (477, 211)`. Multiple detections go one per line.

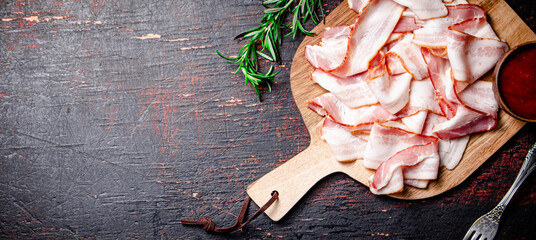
(498, 142), (536, 208)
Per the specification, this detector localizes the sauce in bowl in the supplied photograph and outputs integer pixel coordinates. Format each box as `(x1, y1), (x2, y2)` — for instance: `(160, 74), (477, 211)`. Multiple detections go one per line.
(494, 42), (536, 122)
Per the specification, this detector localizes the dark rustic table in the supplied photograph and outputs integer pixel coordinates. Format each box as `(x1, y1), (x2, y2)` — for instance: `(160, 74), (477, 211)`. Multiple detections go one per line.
(1, 0), (535, 239)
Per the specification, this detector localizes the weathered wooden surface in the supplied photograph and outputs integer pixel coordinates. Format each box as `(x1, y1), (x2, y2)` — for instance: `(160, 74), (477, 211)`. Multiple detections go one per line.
(0, 0), (534, 239)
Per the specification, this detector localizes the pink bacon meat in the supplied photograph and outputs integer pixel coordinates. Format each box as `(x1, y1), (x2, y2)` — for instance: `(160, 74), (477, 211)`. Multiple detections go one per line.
(304, 0), (506, 195)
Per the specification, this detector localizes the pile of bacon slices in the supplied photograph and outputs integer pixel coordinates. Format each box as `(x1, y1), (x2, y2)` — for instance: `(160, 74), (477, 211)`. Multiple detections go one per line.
(305, 0), (509, 195)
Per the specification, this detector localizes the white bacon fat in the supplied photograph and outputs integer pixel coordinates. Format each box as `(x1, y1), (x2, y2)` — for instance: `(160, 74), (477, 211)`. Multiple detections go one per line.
(331, 0), (405, 77)
(322, 118), (369, 162)
(305, 25), (351, 71)
(305, 0), (506, 195)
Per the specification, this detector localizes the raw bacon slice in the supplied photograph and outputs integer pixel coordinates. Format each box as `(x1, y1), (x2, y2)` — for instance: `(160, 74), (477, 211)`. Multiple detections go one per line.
(393, 16), (421, 33)
(369, 168), (404, 195)
(444, 0), (469, 6)
(366, 61), (412, 114)
(393, 0), (448, 20)
(404, 179), (429, 188)
(401, 110), (428, 134)
(402, 155), (440, 180)
(386, 53), (407, 75)
(331, 0), (405, 76)
(422, 48), (458, 119)
(431, 82), (498, 140)
(422, 111), (469, 169)
(450, 16), (500, 40)
(364, 122), (438, 169)
(311, 69), (378, 109)
(308, 93), (396, 127)
(432, 105), (497, 139)
(438, 136), (469, 169)
(412, 4), (487, 48)
(386, 33), (405, 50)
(305, 25), (351, 71)
(376, 119), (414, 132)
(370, 138), (439, 194)
(397, 79), (443, 117)
(400, 156), (438, 187)
(422, 112), (447, 136)
(386, 34), (429, 80)
(457, 80), (498, 117)
(304, 1), (503, 194)
(348, 0), (372, 14)
(322, 118), (368, 162)
(447, 18), (509, 83)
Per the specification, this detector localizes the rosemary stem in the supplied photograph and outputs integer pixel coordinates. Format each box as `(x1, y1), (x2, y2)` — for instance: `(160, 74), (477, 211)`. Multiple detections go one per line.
(218, 0), (324, 101)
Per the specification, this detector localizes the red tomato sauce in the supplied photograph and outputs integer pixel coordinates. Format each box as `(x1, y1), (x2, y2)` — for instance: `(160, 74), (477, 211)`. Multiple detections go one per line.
(498, 44), (536, 120)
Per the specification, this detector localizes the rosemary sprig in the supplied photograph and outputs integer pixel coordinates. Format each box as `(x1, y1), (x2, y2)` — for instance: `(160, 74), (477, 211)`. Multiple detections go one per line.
(218, 0), (324, 101)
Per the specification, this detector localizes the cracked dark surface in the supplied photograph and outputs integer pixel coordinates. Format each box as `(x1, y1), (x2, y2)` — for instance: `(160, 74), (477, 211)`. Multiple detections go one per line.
(0, 0), (534, 239)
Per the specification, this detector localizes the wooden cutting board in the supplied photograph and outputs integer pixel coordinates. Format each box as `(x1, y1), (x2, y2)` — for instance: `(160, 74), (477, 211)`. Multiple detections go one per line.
(247, 0), (536, 221)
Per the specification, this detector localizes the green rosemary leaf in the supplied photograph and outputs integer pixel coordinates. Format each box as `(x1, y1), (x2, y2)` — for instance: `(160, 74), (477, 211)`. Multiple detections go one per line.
(299, 0), (306, 14)
(234, 28), (261, 40)
(263, 0), (280, 4)
(264, 7), (285, 13)
(216, 49), (238, 61)
(256, 50), (274, 62)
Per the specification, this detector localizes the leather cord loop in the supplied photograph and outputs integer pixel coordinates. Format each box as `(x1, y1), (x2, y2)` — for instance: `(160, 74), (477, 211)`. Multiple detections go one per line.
(181, 191), (279, 233)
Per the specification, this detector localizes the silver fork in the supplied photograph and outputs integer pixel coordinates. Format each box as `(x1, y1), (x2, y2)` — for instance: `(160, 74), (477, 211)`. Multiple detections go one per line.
(463, 142), (536, 240)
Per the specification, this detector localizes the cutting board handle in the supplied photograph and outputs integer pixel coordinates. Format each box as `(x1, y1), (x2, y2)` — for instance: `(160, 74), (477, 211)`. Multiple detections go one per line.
(247, 140), (354, 221)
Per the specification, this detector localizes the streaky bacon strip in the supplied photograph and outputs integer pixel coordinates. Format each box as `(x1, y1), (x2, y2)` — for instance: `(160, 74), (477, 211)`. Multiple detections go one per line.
(370, 137), (439, 192)
(402, 155), (440, 180)
(393, 16), (422, 33)
(322, 118), (369, 162)
(421, 112), (470, 169)
(369, 168), (404, 195)
(386, 33), (405, 51)
(404, 179), (429, 188)
(377, 119), (413, 132)
(305, 1), (502, 194)
(423, 51), (498, 140)
(443, 0), (469, 6)
(386, 34), (429, 80)
(457, 80), (498, 118)
(422, 112), (447, 136)
(422, 48), (458, 119)
(308, 93), (396, 127)
(412, 4), (487, 48)
(432, 105), (497, 139)
(386, 53), (406, 75)
(450, 16), (499, 39)
(348, 0), (373, 14)
(427, 47), (448, 57)
(393, 0), (448, 20)
(438, 135), (469, 169)
(445, 0), (469, 5)
(447, 18), (509, 83)
(396, 79), (443, 118)
(366, 58), (412, 114)
(364, 122), (437, 169)
(330, 0), (405, 77)
(401, 110), (428, 134)
(311, 69), (378, 109)
(305, 25), (351, 71)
